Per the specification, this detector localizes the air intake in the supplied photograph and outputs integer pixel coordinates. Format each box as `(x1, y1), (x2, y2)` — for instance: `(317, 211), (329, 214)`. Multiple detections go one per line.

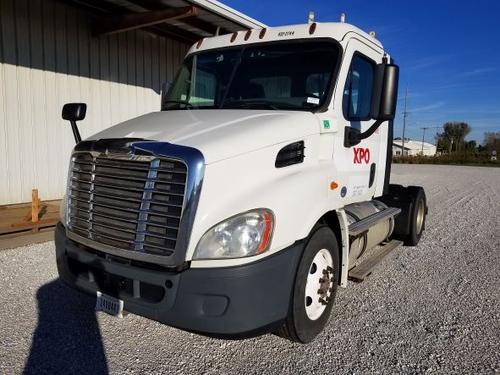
(275, 141), (305, 168)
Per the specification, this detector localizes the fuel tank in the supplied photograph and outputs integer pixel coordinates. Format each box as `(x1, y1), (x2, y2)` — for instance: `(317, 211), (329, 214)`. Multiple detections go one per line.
(345, 200), (395, 266)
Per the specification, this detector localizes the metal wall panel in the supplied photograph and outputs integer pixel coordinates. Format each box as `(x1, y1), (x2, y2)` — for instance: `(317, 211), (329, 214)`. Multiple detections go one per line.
(0, 0), (189, 204)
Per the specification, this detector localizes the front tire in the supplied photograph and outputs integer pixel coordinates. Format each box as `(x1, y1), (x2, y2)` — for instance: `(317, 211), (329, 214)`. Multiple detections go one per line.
(278, 226), (340, 343)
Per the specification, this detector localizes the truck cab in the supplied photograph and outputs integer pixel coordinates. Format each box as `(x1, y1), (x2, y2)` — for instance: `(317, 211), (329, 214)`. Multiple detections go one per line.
(56, 21), (427, 343)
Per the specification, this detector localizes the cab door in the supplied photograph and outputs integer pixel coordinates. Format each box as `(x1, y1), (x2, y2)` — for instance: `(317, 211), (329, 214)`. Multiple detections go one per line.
(331, 38), (385, 204)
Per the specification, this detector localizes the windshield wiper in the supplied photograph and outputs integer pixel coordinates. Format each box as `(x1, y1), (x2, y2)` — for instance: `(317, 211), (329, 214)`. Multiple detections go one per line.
(222, 100), (280, 110)
(163, 100), (194, 109)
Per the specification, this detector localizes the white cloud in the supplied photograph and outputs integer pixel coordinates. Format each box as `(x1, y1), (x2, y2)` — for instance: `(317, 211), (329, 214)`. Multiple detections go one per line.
(410, 101), (446, 113)
(458, 67), (496, 78)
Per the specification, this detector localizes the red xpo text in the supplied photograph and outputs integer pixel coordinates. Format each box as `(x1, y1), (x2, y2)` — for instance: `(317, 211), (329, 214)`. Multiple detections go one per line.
(353, 147), (370, 164)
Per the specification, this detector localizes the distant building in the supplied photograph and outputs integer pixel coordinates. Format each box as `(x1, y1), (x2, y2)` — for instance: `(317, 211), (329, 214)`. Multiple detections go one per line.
(393, 138), (437, 157)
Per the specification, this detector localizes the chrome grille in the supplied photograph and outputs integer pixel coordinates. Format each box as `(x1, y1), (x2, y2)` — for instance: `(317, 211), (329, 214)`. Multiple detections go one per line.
(67, 152), (187, 257)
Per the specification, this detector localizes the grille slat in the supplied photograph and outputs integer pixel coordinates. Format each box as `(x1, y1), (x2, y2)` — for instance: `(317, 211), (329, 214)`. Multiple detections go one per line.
(92, 215), (138, 233)
(67, 152), (187, 257)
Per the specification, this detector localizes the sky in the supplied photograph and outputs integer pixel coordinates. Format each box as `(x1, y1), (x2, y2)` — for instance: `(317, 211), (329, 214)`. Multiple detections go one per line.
(223, 0), (500, 144)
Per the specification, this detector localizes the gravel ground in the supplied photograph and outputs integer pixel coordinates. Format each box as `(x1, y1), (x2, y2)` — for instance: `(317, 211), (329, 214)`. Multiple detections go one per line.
(1, 164), (499, 374)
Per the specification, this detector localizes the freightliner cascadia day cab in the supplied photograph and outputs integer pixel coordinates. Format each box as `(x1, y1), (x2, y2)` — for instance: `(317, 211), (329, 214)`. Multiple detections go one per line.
(56, 21), (427, 343)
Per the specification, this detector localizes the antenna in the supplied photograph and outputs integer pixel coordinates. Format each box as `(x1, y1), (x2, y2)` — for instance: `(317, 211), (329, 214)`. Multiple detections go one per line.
(308, 11), (315, 24)
(340, 13), (346, 23)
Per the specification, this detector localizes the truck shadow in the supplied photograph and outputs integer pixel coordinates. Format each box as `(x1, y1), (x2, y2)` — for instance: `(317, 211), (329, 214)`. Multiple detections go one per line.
(24, 280), (108, 374)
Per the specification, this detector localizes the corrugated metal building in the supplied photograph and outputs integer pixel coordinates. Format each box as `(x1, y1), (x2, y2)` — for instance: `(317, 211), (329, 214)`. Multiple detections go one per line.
(392, 139), (437, 157)
(0, 0), (264, 205)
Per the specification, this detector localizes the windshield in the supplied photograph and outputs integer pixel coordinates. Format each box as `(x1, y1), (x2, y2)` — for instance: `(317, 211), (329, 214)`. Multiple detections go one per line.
(162, 40), (340, 111)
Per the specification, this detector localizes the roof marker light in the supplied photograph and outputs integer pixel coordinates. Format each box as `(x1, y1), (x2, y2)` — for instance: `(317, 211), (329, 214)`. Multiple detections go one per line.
(196, 38), (204, 49)
(308, 11), (315, 24)
(244, 29), (252, 41)
(259, 28), (267, 39)
(230, 32), (238, 42)
(309, 22), (317, 35)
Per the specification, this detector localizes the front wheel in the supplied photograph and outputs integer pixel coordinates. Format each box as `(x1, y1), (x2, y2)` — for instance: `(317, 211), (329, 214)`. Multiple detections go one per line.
(278, 226), (340, 343)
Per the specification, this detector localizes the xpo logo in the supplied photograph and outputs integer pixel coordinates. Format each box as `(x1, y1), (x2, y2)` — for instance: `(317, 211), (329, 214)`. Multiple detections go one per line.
(353, 147), (370, 164)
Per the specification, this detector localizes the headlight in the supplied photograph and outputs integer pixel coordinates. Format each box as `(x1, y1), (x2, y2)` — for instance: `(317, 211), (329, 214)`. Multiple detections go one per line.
(193, 209), (274, 260)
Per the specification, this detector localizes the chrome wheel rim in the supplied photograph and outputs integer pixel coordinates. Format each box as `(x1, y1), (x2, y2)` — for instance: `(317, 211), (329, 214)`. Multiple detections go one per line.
(304, 249), (334, 321)
(416, 199), (425, 235)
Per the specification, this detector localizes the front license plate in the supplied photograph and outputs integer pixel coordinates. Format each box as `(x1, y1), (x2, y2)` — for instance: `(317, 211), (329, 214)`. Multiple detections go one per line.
(95, 291), (124, 318)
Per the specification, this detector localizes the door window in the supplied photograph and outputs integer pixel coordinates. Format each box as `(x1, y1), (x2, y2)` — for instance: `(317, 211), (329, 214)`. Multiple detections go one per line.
(343, 54), (375, 120)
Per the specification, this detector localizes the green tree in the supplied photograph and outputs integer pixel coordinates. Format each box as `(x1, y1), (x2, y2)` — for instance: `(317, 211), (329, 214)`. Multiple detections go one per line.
(466, 140), (477, 151)
(435, 135), (449, 153)
(438, 122), (471, 153)
(483, 132), (500, 154)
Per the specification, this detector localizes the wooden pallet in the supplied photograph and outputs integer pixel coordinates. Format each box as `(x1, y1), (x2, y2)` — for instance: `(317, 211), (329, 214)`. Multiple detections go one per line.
(0, 228), (56, 251)
(0, 189), (60, 241)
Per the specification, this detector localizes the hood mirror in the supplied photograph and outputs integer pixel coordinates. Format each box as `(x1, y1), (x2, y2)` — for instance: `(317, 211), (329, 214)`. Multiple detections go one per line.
(62, 103), (86, 144)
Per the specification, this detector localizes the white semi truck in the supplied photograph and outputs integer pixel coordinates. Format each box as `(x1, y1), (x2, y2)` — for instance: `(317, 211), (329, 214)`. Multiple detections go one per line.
(56, 21), (427, 343)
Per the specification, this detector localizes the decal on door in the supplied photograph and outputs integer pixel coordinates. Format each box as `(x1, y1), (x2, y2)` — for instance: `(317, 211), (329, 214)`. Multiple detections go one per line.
(348, 176), (369, 198)
(353, 147), (370, 164)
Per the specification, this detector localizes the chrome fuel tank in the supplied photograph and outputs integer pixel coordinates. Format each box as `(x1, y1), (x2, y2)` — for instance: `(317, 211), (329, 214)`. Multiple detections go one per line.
(345, 200), (395, 266)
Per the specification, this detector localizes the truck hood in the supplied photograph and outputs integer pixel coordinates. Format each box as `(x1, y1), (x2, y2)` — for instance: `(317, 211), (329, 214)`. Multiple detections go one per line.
(88, 110), (319, 163)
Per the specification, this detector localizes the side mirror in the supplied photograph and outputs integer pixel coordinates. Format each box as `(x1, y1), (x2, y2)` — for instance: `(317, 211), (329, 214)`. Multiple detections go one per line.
(370, 63), (399, 121)
(344, 62), (399, 147)
(62, 103), (86, 144)
(161, 81), (172, 111)
(62, 103), (87, 122)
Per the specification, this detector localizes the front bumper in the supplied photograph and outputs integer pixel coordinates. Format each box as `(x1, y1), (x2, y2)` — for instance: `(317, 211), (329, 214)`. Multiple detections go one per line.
(55, 223), (303, 337)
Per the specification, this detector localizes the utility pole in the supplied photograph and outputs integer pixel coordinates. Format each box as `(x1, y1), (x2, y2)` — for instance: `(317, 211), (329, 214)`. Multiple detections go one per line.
(420, 126), (441, 155)
(421, 126), (427, 155)
(401, 87), (409, 156)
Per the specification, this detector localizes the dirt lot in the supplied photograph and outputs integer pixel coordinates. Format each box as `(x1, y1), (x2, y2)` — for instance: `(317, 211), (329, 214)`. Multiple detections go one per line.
(0, 164), (499, 374)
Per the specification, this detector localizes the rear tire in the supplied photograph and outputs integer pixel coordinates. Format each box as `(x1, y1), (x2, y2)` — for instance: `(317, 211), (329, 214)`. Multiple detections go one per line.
(403, 186), (427, 246)
(278, 226), (340, 343)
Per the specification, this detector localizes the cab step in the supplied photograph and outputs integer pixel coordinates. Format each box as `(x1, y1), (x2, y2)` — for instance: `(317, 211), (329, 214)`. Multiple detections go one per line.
(348, 239), (403, 282)
(348, 207), (401, 237)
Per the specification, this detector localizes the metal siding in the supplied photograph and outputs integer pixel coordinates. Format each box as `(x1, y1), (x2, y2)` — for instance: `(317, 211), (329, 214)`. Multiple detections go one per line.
(0, 2), (8, 202)
(0, 0), (189, 204)
(1, 0), (23, 204)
